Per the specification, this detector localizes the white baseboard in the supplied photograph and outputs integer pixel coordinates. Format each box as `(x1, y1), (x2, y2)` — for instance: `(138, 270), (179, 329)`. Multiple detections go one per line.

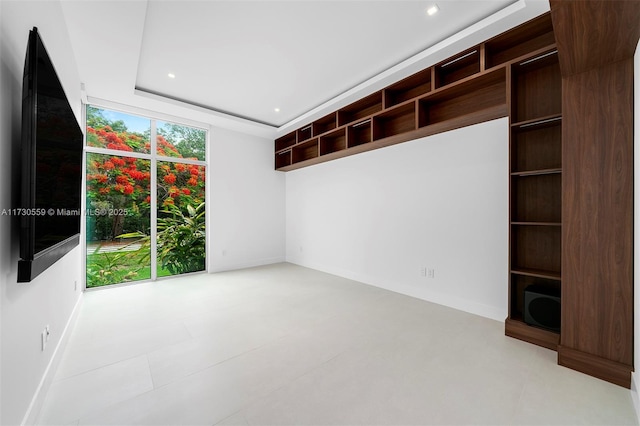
(22, 294), (83, 425)
(287, 258), (506, 322)
(631, 372), (640, 424)
(209, 256), (286, 273)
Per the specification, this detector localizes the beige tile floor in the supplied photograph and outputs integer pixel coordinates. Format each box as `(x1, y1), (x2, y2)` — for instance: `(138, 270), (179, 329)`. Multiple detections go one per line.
(36, 263), (638, 425)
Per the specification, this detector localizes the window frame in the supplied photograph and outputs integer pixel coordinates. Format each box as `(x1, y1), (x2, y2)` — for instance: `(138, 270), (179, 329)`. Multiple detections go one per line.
(83, 99), (210, 289)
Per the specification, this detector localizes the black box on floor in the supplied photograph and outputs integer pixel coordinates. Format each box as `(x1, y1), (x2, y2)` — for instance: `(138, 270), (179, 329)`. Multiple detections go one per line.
(524, 285), (561, 332)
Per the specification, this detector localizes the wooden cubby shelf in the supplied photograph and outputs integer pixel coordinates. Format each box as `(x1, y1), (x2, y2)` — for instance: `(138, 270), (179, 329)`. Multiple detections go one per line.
(320, 128), (347, 156)
(418, 68), (506, 128)
(384, 68), (432, 108)
(373, 102), (416, 141)
(338, 92), (383, 127)
(434, 46), (481, 89)
(313, 112), (338, 136)
(511, 267), (561, 281)
(275, 13), (559, 173)
(275, 150), (292, 169)
(348, 119), (372, 148)
(297, 125), (312, 143)
(485, 13), (555, 69)
(506, 39), (562, 350)
(292, 138), (318, 164)
(275, 132), (296, 153)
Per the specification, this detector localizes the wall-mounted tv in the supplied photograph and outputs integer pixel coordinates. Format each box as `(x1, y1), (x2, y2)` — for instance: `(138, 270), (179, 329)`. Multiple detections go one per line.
(18, 27), (83, 282)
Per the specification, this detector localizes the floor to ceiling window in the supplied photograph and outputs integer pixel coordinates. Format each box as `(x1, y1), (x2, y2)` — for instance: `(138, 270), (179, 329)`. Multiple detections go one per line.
(85, 105), (207, 288)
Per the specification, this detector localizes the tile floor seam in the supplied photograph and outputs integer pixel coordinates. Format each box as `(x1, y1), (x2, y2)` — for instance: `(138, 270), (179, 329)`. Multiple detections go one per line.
(53, 323), (194, 383)
(214, 408), (247, 426)
(146, 336), (291, 392)
(509, 353), (535, 425)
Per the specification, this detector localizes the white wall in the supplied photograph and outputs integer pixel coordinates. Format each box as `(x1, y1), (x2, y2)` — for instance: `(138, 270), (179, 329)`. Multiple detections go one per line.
(286, 118), (509, 320)
(0, 1), (83, 425)
(209, 126), (285, 272)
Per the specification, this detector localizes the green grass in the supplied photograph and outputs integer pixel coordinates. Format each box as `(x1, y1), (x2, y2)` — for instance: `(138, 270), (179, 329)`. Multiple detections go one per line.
(86, 248), (174, 288)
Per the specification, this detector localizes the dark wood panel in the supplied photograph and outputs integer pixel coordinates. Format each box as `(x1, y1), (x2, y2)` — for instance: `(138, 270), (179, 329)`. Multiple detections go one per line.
(505, 318), (559, 351)
(420, 79), (505, 126)
(511, 174), (561, 223)
(550, 0), (640, 77)
(512, 225), (561, 274)
(558, 346), (632, 389)
(561, 59), (634, 367)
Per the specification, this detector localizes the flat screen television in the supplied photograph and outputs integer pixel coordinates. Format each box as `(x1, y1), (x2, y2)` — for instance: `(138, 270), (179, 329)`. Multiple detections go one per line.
(18, 27), (83, 282)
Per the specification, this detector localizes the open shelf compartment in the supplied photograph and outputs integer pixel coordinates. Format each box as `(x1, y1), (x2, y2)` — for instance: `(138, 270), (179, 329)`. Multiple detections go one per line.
(292, 138), (319, 164)
(275, 150), (292, 169)
(384, 68), (432, 108)
(511, 116), (562, 173)
(485, 13), (556, 69)
(320, 128), (347, 156)
(434, 47), (481, 89)
(509, 273), (561, 323)
(511, 225), (561, 275)
(275, 131), (296, 152)
(511, 173), (561, 223)
(313, 112), (338, 136)
(348, 119), (372, 147)
(419, 68), (506, 127)
(338, 92), (383, 126)
(511, 49), (561, 123)
(297, 125), (313, 143)
(372, 102), (416, 141)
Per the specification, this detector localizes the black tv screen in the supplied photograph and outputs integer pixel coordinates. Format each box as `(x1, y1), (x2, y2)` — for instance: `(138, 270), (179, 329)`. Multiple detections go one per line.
(18, 27), (83, 282)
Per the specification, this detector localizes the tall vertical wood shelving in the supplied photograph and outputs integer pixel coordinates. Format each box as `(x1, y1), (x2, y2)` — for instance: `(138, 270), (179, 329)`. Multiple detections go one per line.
(505, 49), (562, 350)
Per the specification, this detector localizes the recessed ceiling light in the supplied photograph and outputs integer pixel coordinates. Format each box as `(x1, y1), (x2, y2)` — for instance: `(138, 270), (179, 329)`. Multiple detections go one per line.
(274, 107), (280, 112)
(427, 4), (439, 16)
(167, 73), (176, 79)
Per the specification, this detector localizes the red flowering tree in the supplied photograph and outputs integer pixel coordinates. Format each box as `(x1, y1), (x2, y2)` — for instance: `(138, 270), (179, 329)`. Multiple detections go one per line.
(86, 124), (205, 241)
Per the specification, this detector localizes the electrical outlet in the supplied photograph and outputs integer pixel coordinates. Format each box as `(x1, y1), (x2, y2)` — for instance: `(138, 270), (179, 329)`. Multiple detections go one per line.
(428, 268), (435, 278)
(41, 325), (50, 351)
(420, 267), (427, 277)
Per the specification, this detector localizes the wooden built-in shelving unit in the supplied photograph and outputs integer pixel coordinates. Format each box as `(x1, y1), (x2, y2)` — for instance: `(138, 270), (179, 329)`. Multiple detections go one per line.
(505, 47), (562, 350)
(275, 0), (640, 387)
(276, 14), (562, 351)
(276, 13), (563, 353)
(273, 3), (640, 388)
(274, 13), (555, 172)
